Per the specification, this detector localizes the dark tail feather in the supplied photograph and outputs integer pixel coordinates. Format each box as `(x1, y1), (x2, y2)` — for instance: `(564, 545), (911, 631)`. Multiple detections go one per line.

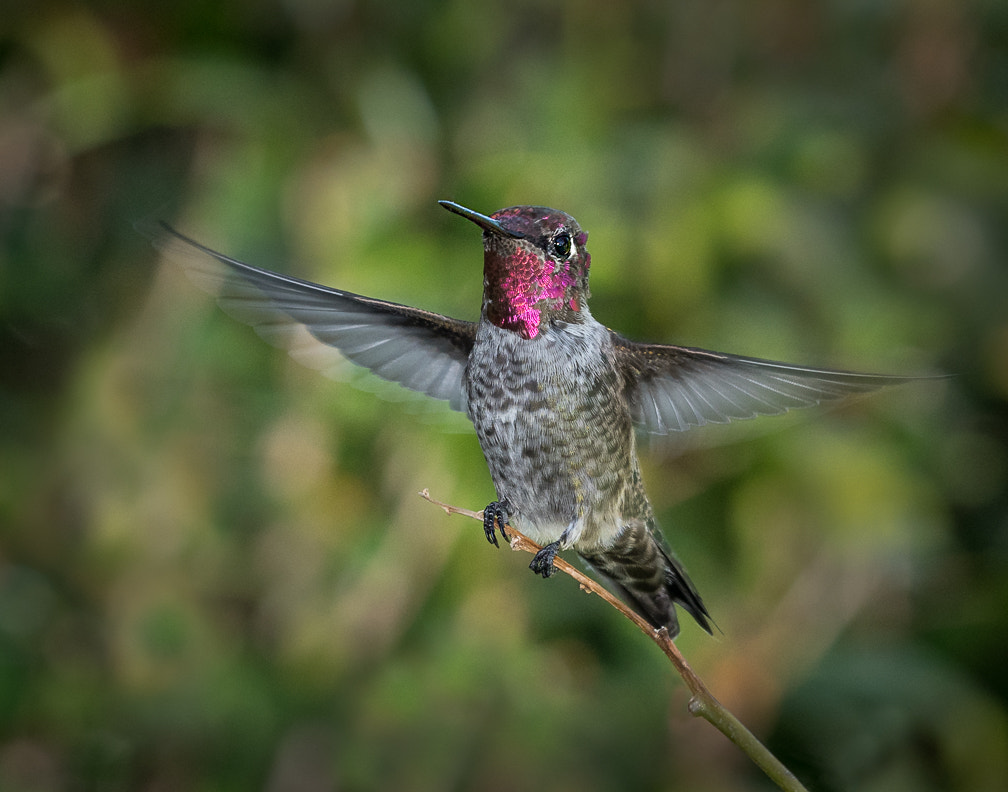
(579, 522), (713, 637)
(658, 546), (713, 635)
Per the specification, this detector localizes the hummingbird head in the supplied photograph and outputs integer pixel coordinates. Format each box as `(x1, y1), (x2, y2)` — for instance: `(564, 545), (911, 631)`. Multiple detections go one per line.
(440, 200), (591, 340)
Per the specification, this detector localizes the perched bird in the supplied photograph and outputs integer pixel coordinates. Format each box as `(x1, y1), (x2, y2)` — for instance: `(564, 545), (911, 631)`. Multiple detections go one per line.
(154, 201), (917, 637)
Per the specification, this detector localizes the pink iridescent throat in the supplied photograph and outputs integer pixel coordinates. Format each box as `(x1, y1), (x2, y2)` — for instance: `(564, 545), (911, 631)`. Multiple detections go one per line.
(485, 247), (581, 339)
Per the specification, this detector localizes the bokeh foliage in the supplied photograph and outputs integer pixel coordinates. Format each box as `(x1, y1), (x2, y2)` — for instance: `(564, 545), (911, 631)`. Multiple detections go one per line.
(2, 1), (1007, 790)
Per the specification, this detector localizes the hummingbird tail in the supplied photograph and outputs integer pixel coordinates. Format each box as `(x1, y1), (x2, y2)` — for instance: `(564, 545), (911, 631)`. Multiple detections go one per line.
(657, 546), (714, 636)
(579, 522), (713, 637)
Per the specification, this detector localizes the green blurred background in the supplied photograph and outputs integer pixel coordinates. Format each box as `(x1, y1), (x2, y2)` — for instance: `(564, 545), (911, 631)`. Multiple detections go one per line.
(2, 1), (1007, 790)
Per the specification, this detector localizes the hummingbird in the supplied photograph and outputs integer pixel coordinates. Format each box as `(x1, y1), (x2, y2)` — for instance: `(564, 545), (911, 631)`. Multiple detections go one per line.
(154, 201), (917, 637)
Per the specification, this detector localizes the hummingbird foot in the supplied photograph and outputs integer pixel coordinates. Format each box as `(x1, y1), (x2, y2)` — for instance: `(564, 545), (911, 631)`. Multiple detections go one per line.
(529, 541), (561, 578)
(482, 500), (512, 548)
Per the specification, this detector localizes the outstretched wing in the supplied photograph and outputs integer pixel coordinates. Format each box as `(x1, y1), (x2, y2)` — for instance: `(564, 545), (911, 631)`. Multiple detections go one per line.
(613, 332), (920, 434)
(153, 223), (476, 410)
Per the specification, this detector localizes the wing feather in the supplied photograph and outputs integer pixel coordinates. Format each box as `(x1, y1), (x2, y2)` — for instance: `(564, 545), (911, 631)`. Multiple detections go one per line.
(612, 332), (923, 434)
(152, 223), (476, 410)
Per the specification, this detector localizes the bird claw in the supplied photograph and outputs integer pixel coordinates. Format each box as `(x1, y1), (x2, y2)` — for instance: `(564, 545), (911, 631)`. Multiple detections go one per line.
(529, 541), (560, 578)
(482, 500), (510, 548)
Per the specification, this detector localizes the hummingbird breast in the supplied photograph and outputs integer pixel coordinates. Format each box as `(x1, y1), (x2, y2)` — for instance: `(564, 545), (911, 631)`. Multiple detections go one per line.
(464, 314), (649, 551)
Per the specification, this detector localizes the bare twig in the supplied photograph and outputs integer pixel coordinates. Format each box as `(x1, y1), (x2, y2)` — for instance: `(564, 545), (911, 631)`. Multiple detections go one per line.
(419, 488), (809, 792)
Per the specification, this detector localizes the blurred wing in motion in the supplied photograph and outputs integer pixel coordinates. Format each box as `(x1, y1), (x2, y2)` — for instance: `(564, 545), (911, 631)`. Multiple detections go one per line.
(151, 222), (476, 410)
(614, 333), (924, 434)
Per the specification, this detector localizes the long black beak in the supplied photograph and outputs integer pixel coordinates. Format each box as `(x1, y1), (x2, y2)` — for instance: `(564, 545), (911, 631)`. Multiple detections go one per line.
(439, 200), (524, 239)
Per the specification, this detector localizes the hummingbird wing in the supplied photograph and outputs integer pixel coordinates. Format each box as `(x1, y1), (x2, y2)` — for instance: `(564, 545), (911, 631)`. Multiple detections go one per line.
(153, 223), (476, 410)
(612, 333), (920, 434)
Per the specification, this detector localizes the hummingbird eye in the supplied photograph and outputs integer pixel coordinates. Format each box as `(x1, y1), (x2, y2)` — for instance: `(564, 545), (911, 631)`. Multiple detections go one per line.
(550, 232), (572, 259)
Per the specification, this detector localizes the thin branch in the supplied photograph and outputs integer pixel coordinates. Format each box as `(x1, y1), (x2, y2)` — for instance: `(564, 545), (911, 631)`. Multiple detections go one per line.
(419, 489), (809, 792)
